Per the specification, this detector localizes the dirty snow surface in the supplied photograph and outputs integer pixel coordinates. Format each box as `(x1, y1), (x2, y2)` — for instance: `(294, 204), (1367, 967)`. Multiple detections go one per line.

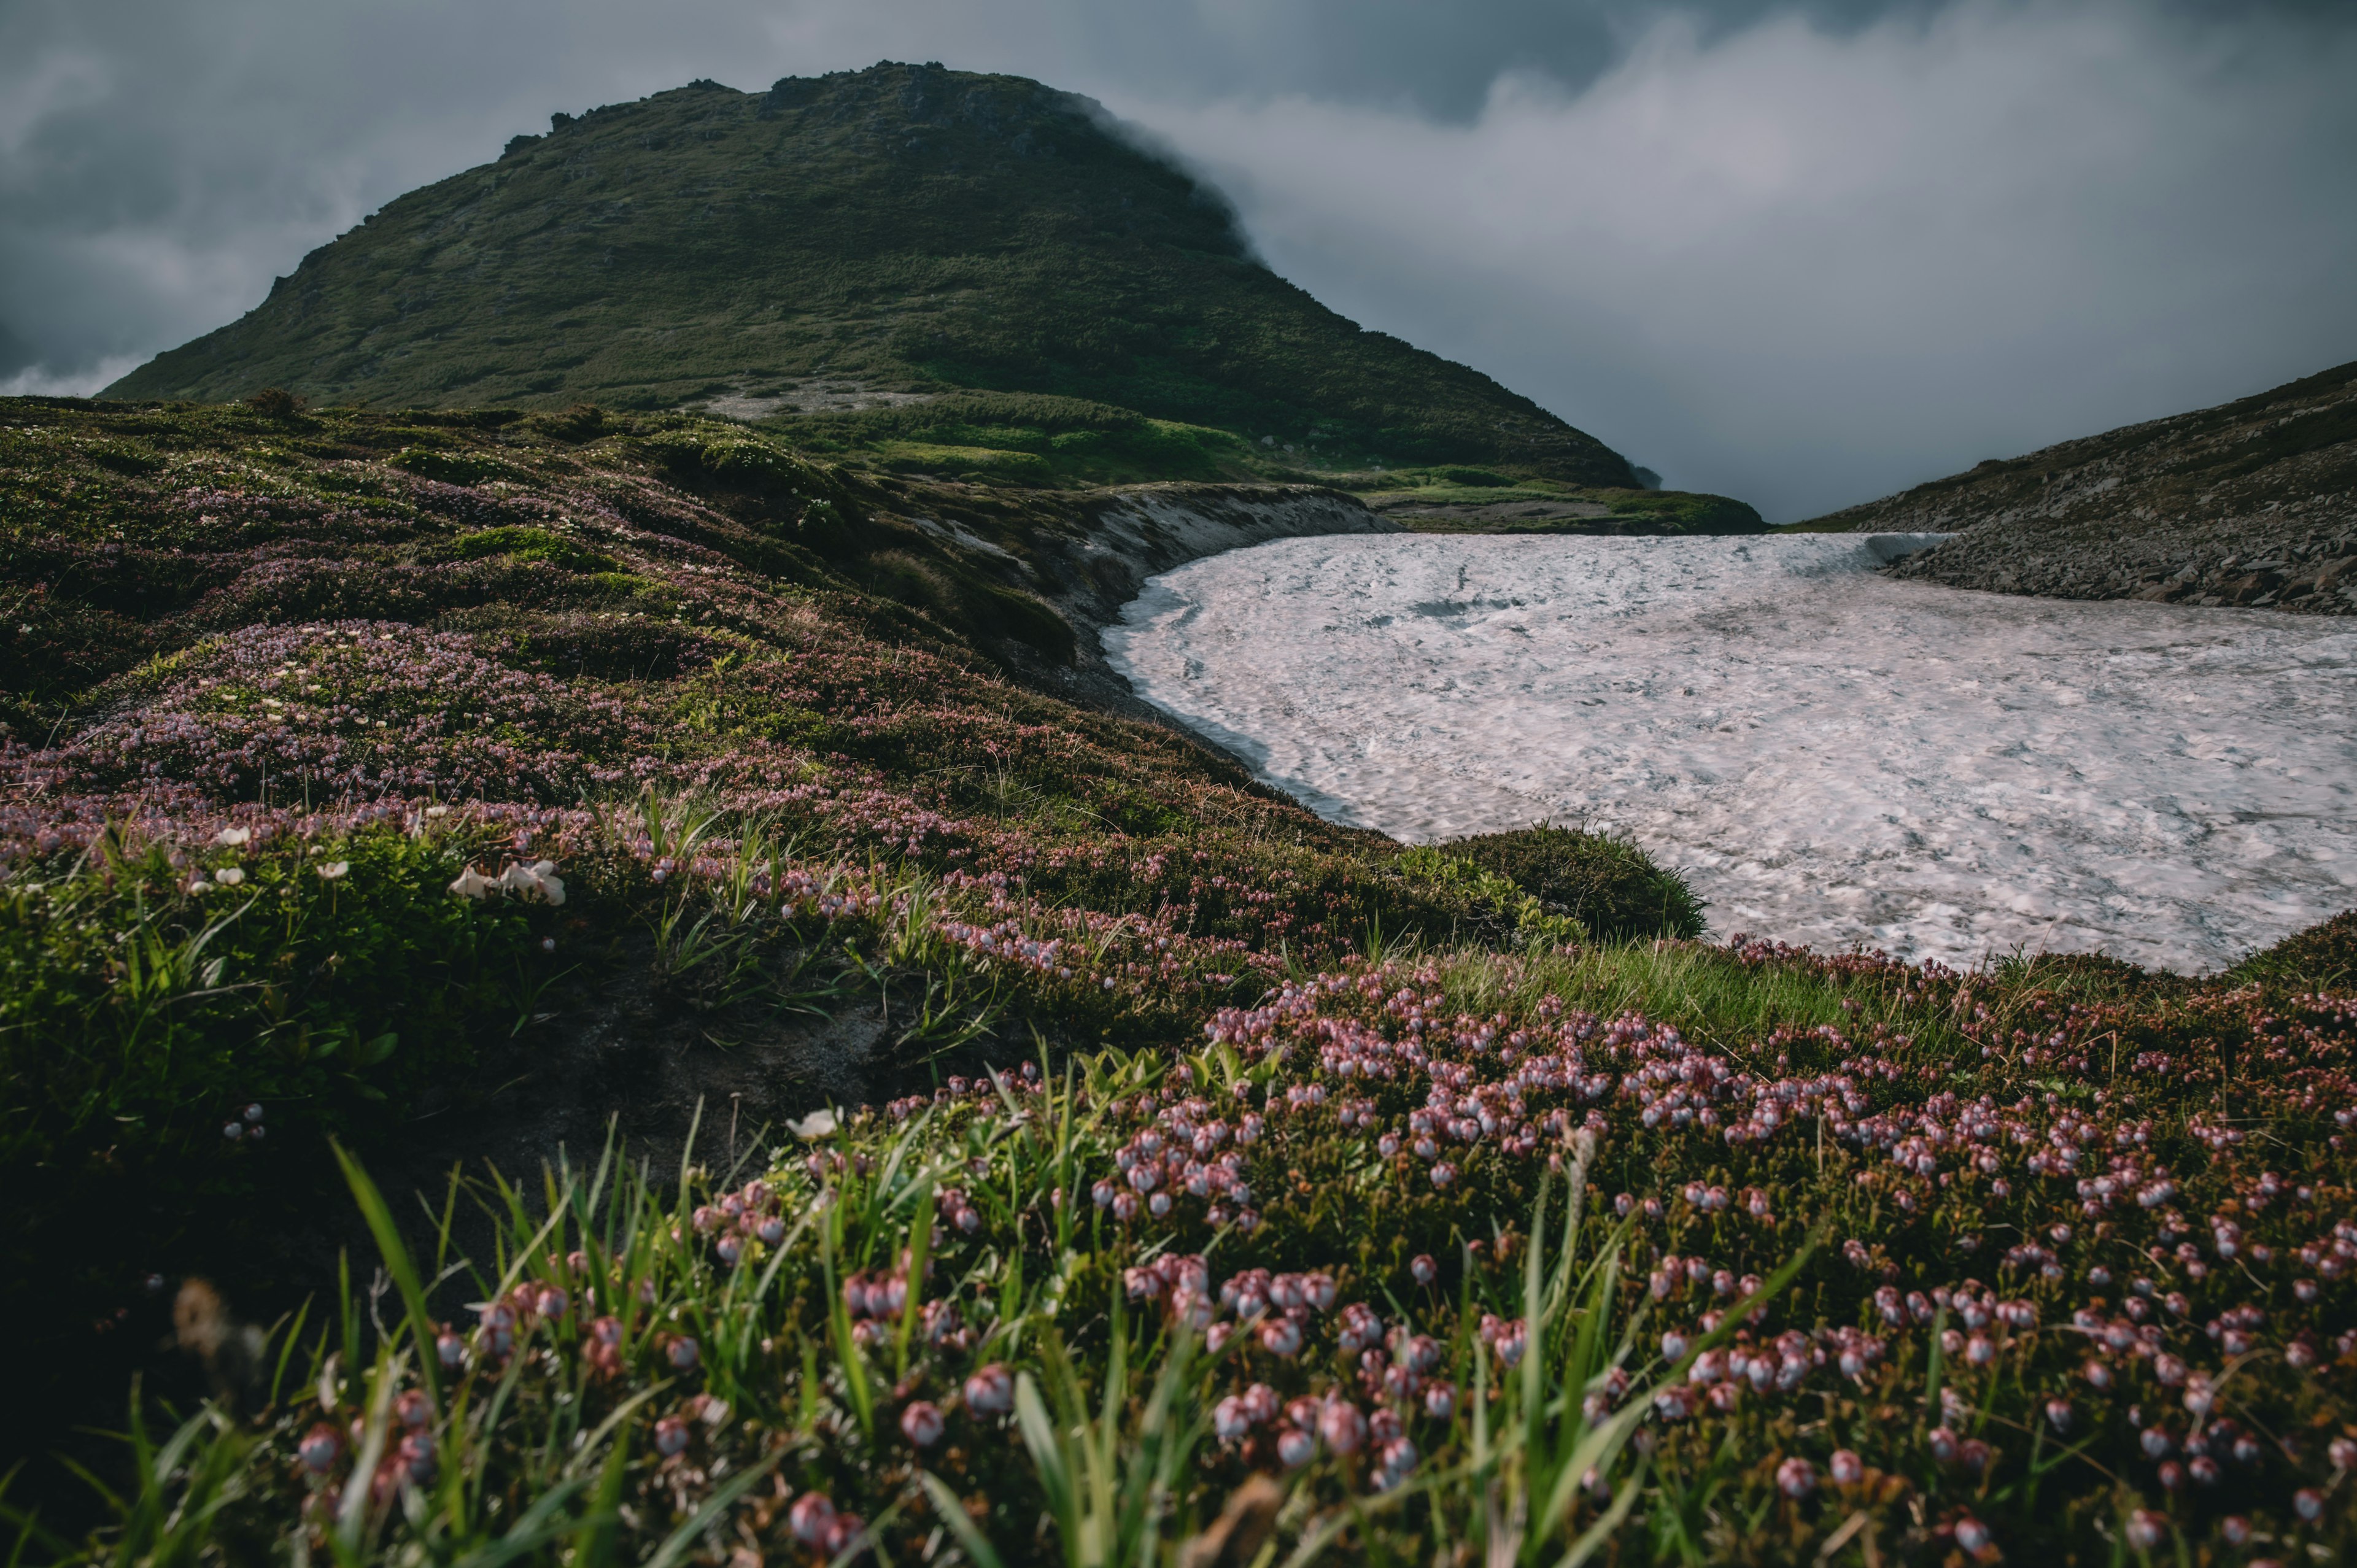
(1102, 534), (2357, 973)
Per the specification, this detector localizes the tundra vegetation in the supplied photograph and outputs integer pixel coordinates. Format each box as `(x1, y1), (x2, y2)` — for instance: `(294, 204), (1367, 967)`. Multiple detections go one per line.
(2, 392), (2355, 1567)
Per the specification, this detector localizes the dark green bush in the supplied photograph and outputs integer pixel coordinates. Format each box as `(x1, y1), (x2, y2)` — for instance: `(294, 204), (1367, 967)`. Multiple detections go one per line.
(451, 525), (619, 573)
(1442, 822), (1705, 943)
(392, 446), (514, 485)
(2231, 908), (2357, 992)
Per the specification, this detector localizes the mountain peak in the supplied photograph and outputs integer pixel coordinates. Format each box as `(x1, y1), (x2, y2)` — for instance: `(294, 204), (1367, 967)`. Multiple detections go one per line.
(104, 64), (1635, 485)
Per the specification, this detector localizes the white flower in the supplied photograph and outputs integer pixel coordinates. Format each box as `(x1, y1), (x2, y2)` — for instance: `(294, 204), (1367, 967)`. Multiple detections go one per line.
(318, 861), (350, 881)
(448, 866), (497, 899)
(188, 878), (211, 894)
(214, 827), (252, 847)
(498, 860), (566, 905)
(213, 867), (246, 886)
(424, 805), (450, 818)
(788, 1108), (840, 1140)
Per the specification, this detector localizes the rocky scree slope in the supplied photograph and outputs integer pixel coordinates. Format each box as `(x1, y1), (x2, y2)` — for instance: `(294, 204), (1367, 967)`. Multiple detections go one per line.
(1800, 358), (2356, 613)
(103, 64), (1635, 487)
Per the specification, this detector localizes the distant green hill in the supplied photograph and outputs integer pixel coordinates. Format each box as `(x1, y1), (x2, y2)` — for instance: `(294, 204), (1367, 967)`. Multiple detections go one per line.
(104, 64), (1636, 488)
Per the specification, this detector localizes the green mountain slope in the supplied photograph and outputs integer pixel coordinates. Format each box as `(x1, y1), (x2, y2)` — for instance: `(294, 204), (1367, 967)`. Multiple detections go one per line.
(104, 64), (1635, 487)
(1792, 358), (2356, 612)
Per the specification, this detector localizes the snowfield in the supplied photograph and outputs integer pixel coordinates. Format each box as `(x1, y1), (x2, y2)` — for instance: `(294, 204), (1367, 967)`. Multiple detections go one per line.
(1102, 534), (2357, 973)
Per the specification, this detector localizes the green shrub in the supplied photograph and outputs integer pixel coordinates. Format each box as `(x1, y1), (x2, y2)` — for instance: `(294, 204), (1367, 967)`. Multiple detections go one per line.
(392, 447), (516, 485)
(450, 525), (619, 573)
(1441, 823), (1705, 943)
(2230, 908), (2357, 992)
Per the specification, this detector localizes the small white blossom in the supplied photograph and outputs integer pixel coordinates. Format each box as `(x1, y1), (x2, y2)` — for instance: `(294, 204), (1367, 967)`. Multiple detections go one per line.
(789, 1108), (840, 1140)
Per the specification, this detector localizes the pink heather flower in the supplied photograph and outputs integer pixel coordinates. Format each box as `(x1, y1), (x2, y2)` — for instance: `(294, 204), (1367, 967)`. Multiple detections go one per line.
(1429, 1162), (1457, 1189)
(900, 1402), (945, 1447)
(1376, 1437), (1418, 1488)
(1411, 1255), (1437, 1286)
(394, 1390), (430, 1429)
(1775, 1458), (1815, 1498)
(951, 1365), (1013, 1421)
(789, 1494), (838, 1546)
(1276, 1427), (1315, 1467)
(1320, 1400), (1368, 1456)
(1424, 1381), (1456, 1419)
(2044, 1399), (2072, 1432)
(1258, 1318), (1302, 1358)
(2294, 1488), (2324, 1521)
(1829, 1450), (1864, 1486)
(2124, 1511), (2165, 1550)
(1953, 1517), (1991, 1553)
(665, 1335), (699, 1371)
(1214, 1397), (1252, 1442)
(654, 1417), (690, 1457)
(298, 1424), (340, 1474)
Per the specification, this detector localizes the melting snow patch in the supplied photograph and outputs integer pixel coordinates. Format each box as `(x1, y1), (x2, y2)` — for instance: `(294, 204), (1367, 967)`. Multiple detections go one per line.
(1103, 534), (2357, 973)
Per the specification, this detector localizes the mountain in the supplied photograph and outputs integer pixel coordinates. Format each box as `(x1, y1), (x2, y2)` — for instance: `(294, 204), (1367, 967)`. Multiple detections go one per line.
(1797, 359), (2356, 612)
(103, 64), (1637, 488)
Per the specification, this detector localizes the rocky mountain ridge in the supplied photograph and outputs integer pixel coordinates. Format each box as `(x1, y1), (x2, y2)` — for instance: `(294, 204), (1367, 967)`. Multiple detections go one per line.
(1801, 358), (2356, 614)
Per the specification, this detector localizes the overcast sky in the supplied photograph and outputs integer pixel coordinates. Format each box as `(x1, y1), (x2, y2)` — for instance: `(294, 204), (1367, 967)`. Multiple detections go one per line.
(5, 0), (2354, 519)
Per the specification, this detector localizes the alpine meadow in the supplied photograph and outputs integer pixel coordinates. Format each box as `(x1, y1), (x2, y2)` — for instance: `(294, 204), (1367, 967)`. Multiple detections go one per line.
(3, 57), (2355, 1568)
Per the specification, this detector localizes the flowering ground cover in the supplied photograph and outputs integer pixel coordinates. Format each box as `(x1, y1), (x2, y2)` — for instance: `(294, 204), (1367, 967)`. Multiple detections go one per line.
(4, 393), (2356, 1564)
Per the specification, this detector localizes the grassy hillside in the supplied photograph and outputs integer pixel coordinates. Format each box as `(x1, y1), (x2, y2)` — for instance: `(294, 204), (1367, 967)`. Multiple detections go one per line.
(1792, 359), (2357, 611)
(6, 395), (2356, 1563)
(101, 65), (1635, 488)
(1355, 465), (1766, 535)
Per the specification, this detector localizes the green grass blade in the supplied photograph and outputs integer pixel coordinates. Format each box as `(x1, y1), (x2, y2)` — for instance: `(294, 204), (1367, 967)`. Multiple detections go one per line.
(643, 1451), (781, 1568)
(333, 1143), (443, 1403)
(919, 1470), (1007, 1568)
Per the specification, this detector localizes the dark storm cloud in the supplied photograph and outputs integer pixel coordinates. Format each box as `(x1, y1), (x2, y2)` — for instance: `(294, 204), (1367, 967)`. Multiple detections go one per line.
(4, 0), (2355, 517)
